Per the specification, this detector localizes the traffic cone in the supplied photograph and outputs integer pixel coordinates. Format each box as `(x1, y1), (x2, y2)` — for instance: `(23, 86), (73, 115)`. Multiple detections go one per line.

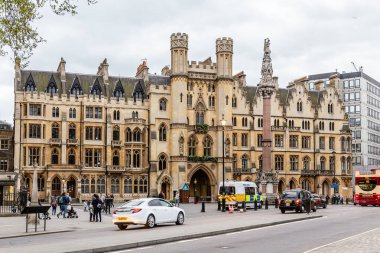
(229, 204), (234, 214)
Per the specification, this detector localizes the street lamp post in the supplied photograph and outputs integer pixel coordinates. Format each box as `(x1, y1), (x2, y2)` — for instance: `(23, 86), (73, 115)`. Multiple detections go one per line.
(221, 115), (226, 212)
(332, 150), (336, 196)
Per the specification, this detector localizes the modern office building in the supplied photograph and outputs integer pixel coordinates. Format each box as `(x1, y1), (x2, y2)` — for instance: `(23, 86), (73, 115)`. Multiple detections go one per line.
(308, 70), (380, 172)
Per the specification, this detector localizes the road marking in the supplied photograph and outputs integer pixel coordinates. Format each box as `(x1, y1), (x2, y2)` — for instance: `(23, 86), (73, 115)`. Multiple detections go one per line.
(303, 227), (380, 253)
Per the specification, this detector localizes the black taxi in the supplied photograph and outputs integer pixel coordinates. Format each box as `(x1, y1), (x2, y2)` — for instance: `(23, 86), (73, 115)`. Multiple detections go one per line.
(279, 189), (317, 213)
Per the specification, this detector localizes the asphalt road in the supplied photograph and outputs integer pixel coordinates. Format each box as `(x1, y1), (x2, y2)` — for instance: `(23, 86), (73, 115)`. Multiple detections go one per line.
(113, 205), (380, 253)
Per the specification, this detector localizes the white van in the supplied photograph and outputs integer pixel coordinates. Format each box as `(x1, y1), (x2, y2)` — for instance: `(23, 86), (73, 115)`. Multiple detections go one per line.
(218, 181), (260, 208)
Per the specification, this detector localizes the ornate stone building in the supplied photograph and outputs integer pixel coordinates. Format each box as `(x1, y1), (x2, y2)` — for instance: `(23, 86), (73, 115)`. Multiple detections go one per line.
(13, 33), (353, 202)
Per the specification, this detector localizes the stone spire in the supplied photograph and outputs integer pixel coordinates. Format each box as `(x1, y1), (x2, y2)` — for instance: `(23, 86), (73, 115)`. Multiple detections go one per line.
(259, 38), (274, 87)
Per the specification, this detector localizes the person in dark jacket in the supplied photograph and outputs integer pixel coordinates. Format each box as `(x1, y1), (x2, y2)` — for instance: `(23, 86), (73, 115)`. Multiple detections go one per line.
(91, 194), (102, 222)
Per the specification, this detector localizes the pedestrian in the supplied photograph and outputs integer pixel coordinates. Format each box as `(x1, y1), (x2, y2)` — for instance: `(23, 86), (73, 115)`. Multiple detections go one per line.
(92, 194), (102, 222)
(175, 191), (180, 207)
(51, 198), (57, 216)
(83, 201), (88, 212)
(89, 196), (95, 222)
(326, 195), (330, 205)
(110, 194), (114, 208)
(57, 193), (64, 218)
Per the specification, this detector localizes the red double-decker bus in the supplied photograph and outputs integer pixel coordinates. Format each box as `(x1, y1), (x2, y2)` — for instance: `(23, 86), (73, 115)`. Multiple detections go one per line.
(354, 169), (380, 206)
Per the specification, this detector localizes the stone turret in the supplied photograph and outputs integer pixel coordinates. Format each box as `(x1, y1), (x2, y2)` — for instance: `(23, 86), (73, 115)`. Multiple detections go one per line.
(57, 57), (66, 93)
(216, 37), (233, 78)
(170, 32), (188, 75)
(97, 58), (109, 84)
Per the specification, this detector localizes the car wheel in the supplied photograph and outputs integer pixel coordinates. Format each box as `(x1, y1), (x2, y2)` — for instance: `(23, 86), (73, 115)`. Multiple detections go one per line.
(117, 225), (128, 230)
(312, 207), (317, 212)
(176, 212), (185, 225)
(280, 209), (285, 214)
(145, 214), (155, 228)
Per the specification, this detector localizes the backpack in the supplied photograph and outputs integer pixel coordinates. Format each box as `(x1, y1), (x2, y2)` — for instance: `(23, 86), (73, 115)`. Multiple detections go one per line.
(97, 200), (103, 209)
(58, 196), (63, 205)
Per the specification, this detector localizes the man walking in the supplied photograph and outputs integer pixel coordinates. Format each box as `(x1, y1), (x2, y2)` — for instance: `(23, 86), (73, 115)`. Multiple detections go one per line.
(57, 193), (68, 218)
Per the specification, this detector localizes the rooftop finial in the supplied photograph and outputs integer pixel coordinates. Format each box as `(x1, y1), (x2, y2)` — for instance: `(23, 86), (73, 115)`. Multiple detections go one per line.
(259, 38), (273, 87)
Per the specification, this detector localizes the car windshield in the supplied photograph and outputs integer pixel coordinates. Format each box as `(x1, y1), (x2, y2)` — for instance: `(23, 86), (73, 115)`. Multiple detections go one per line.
(281, 191), (298, 198)
(119, 200), (144, 208)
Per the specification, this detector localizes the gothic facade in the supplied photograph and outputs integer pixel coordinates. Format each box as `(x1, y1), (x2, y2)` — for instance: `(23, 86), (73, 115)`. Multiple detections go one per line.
(13, 33), (353, 202)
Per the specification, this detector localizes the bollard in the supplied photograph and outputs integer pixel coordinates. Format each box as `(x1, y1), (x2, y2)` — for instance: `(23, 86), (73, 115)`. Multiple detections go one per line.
(346, 198), (349, 205)
(254, 200), (257, 211)
(275, 198), (279, 209)
(201, 201), (205, 212)
(222, 197), (226, 212)
(260, 201), (263, 209)
(217, 200), (221, 211)
(265, 198), (268, 210)
(243, 201), (246, 212)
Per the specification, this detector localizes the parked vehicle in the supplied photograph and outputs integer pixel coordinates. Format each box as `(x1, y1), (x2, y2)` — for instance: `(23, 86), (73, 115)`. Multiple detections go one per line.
(112, 198), (185, 230)
(311, 193), (327, 209)
(218, 181), (260, 209)
(279, 189), (317, 214)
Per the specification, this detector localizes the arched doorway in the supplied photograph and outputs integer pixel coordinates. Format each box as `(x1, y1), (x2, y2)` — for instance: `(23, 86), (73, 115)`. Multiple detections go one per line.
(278, 180), (285, 194)
(51, 177), (61, 197)
(322, 180), (329, 196)
(160, 177), (171, 200)
(190, 169), (211, 201)
(67, 177), (76, 198)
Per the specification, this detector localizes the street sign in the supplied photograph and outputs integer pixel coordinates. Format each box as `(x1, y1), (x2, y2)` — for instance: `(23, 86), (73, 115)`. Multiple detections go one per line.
(331, 184), (338, 189)
(182, 185), (189, 190)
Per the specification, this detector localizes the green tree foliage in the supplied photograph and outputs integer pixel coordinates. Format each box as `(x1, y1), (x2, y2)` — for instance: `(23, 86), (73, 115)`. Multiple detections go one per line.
(0, 0), (96, 67)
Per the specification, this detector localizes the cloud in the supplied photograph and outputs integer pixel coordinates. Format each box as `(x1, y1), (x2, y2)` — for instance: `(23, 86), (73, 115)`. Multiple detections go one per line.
(1, 0), (380, 123)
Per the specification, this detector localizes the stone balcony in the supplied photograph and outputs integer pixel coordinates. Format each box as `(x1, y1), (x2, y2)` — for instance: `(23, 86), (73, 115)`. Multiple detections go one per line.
(49, 138), (61, 145)
(271, 126), (286, 131)
(67, 138), (79, 146)
(233, 168), (256, 175)
(125, 118), (146, 124)
(301, 169), (335, 176)
(288, 127), (301, 132)
(108, 166), (125, 172)
(111, 140), (122, 147)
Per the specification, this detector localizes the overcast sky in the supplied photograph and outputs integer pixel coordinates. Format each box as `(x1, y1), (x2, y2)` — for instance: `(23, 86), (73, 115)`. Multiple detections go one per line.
(1, 0), (379, 123)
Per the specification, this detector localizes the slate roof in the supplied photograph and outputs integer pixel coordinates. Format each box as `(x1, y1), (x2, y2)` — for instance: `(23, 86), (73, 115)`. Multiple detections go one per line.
(19, 70), (146, 99)
(148, 74), (170, 86)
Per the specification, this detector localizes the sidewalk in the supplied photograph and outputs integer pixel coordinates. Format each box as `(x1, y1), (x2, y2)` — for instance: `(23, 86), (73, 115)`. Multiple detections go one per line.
(0, 203), (324, 253)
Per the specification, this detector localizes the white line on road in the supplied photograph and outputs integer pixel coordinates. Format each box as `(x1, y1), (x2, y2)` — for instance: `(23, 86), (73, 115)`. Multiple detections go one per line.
(303, 227), (380, 253)
(113, 246), (154, 252)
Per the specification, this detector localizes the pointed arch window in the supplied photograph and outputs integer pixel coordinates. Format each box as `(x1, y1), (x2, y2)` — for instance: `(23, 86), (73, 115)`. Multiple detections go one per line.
(159, 124), (167, 141)
(25, 73), (36, 92)
(320, 156), (326, 170)
(97, 176), (105, 193)
(180, 93), (183, 102)
(113, 110), (120, 121)
(52, 122), (59, 139)
(111, 176), (120, 193)
(81, 176), (89, 193)
(124, 176), (132, 193)
(158, 154), (167, 171)
(329, 156), (335, 171)
(46, 75), (58, 95)
(203, 136), (212, 156)
(125, 150), (131, 168)
(51, 148), (59, 164)
(242, 154), (248, 169)
(38, 175), (45, 191)
(259, 155), (263, 170)
(196, 112), (204, 125)
(125, 128), (132, 142)
(113, 126), (120, 141)
(226, 95), (229, 105)
(328, 103), (334, 114)
(69, 123), (76, 139)
(188, 135), (196, 156)
(70, 76), (83, 96)
(159, 98), (167, 111)
(113, 80), (125, 99)
(303, 156), (310, 170)
(133, 150), (140, 167)
(90, 78), (102, 97)
(140, 176), (148, 193)
(133, 128), (141, 142)
(112, 150), (120, 166)
(69, 108), (76, 119)
(68, 149), (75, 165)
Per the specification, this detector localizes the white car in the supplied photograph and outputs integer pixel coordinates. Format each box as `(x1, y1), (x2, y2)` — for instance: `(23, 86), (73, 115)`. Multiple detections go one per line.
(112, 198), (185, 230)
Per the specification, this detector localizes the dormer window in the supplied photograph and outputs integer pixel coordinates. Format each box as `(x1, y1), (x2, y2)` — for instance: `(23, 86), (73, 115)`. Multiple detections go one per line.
(46, 75), (58, 95)
(90, 78), (102, 97)
(25, 73), (36, 92)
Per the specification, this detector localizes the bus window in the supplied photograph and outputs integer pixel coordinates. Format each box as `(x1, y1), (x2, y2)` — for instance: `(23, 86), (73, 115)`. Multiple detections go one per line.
(358, 179), (377, 191)
(219, 186), (235, 195)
